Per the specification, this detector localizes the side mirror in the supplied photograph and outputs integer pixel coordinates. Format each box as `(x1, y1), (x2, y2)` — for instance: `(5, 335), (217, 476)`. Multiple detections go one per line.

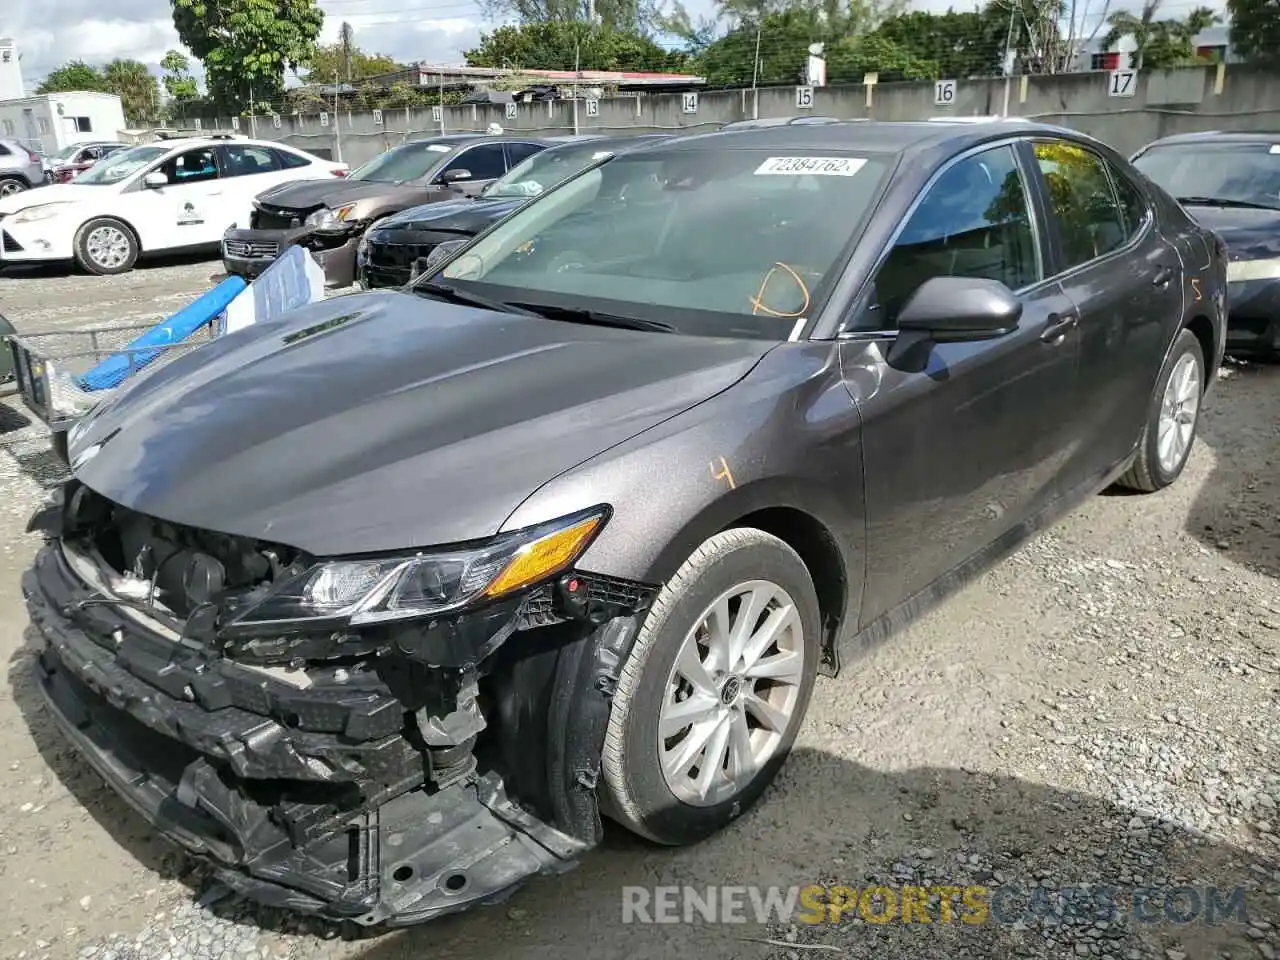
(143, 171), (168, 189)
(896, 276), (1022, 341)
(887, 276), (1022, 369)
(440, 168), (472, 184)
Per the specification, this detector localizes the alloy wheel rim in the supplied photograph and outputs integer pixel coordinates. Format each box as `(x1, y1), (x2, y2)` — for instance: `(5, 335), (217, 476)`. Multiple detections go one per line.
(1157, 351), (1200, 475)
(0, 181), (23, 197)
(86, 226), (130, 269)
(658, 579), (805, 807)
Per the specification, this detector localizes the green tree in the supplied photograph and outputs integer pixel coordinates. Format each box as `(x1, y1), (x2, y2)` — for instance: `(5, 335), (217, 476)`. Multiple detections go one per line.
(171, 0), (324, 112)
(36, 60), (106, 93)
(466, 21), (690, 71)
(1102, 0), (1218, 70)
(1228, 0), (1280, 66)
(160, 49), (200, 103)
(102, 59), (161, 122)
(306, 40), (403, 83)
(873, 8), (1011, 78)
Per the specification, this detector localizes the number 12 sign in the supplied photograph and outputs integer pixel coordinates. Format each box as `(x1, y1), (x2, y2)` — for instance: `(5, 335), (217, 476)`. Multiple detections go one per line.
(1109, 69), (1137, 97)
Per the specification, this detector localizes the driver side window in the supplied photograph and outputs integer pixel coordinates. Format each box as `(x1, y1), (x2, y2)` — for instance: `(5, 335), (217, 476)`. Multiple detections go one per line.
(857, 144), (1040, 331)
(156, 147), (218, 185)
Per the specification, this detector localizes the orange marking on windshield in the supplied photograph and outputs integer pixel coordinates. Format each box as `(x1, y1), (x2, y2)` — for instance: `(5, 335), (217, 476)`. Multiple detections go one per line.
(1191, 278), (1202, 301)
(750, 262), (811, 318)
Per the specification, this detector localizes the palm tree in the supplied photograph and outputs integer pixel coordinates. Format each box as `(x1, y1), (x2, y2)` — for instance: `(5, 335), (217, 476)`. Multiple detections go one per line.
(102, 59), (160, 124)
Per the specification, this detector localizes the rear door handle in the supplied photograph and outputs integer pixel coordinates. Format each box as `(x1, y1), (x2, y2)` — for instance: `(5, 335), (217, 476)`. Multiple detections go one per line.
(1040, 311), (1079, 343)
(1153, 265), (1175, 288)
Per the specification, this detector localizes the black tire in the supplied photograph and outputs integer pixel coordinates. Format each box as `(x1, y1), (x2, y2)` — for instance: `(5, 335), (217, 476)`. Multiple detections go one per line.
(0, 177), (27, 198)
(600, 527), (821, 846)
(73, 217), (139, 275)
(1115, 327), (1205, 492)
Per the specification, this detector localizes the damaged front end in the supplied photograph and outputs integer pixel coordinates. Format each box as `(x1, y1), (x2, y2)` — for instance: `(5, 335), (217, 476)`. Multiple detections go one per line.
(22, 480), (653, 926)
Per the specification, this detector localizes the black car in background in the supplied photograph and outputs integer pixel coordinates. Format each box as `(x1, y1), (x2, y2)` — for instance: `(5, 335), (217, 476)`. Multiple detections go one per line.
(1132, 131), (1280, 359)
(224, 134), (550, 288)
(358, 134), (670, 288)
(26, 121), (1226, 928)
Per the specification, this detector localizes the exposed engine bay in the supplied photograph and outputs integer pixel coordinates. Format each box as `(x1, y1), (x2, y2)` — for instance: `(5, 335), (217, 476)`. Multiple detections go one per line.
(22, 479), (654, 926)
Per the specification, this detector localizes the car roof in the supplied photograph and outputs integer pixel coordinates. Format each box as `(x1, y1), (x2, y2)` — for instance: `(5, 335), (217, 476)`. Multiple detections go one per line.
(1140, 130), (1280, 148)
(625, 118), (1073, 158)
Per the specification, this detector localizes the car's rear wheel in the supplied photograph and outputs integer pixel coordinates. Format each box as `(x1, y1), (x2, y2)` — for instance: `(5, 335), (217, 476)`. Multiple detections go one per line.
(0, 177), (26, 198)
(600, 528), (820, 845)
(74, 217), (139, 275)
(1115, 327), (1205, 492)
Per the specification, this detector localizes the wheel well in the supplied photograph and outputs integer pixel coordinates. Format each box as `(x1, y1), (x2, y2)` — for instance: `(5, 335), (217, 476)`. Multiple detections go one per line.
(0, 172), (32, 187)
(1184, 314), (1215, 387)
(722, 507), (848, 656)
(77, 216), (143, 252)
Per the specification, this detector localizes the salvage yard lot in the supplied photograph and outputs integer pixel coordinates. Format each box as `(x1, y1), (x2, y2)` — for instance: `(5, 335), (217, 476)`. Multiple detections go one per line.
(0, 259), (1278, 960)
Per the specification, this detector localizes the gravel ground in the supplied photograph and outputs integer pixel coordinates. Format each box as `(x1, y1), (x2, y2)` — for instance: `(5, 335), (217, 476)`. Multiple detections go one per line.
(0, 258), (1277, 960)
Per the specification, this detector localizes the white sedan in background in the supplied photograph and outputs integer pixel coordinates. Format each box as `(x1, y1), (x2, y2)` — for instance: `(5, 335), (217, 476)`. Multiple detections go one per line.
(0, 136), (347, 275)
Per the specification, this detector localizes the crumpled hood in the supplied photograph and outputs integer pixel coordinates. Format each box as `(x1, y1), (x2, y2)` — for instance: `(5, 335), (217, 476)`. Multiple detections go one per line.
(376, 196), (522, 235)
(1181, 203), (1280, 261)
(69, 291), (773, 555)
(254, 178), (440, 212)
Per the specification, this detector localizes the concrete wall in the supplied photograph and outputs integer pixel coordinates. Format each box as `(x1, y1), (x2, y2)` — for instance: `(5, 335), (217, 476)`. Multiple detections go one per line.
(197, 63), (1279, 168)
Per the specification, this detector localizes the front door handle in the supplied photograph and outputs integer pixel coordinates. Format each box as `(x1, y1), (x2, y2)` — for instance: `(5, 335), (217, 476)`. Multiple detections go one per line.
(1153, 265), (1175, 288)
(1040, 311), (1079, 344)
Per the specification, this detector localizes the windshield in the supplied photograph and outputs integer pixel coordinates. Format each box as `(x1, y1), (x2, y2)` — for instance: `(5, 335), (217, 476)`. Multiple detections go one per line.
(433, 148), (890, 340)
(349, 142), (453, 183)
(75, 145), (168, 185)
(485, 142), (620, 198)
(1133, 142), (1280, 210)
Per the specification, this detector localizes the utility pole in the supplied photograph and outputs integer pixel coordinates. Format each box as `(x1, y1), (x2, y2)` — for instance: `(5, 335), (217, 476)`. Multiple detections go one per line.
(573, 41), (580, 136)
(750, 25), (762, 120)
(1000, 0), (1018, 117)
(249, 83), (257, 138)
(341, 22), (354, 83)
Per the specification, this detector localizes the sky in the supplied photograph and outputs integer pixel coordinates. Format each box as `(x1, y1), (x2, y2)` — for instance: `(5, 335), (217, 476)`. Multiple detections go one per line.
(3, 0), (1230, 95)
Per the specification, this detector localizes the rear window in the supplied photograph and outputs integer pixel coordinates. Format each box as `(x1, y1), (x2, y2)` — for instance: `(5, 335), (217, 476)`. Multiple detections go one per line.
(1133, 142), (1280, 210)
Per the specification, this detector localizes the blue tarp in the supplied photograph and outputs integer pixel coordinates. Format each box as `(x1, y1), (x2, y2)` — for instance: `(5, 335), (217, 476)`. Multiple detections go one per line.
(77, 275), (248, 391)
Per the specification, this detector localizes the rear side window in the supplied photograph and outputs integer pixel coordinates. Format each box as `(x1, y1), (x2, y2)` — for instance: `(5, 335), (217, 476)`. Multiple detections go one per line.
(219, 144), (282, 177)
(450, 144), (506, 181)
(505, 142), (544, 167)
(869, 143), (1040, 327)
(273, 148), (312, 170)
(1111, 169), (1150, 237)
(1033, 141), (1128, 270)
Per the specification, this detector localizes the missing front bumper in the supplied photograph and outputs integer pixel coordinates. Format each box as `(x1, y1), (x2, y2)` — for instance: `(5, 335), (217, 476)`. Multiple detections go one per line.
(22, 544), (602, 926)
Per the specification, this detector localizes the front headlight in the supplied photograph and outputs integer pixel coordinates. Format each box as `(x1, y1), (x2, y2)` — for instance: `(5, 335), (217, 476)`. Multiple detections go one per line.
(224, 507), (607, 633)
(304, 204), (356, 231)
(1226, 257), (1280, 283)
(10, 202), (76, 224)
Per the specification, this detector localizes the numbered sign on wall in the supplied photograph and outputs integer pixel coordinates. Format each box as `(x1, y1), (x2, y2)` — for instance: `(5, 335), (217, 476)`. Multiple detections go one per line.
(319, 111), (329, 127)
(1108, 69), (1137, 97)
(934, 79), (957, 105)
(272, 114), (281, 128)
(231, 115), (239, 130)
(795, 85), (814, 109)
(586, 98), (600, 117)
(505, 101), (518, 120)
(682, 92), (698, 114)
(431, 105), (443, 122)
(372, 108), (383, 125)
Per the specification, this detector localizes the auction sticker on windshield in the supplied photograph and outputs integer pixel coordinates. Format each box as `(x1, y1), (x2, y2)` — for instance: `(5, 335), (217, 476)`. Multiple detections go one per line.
(755, 156), (867, 176)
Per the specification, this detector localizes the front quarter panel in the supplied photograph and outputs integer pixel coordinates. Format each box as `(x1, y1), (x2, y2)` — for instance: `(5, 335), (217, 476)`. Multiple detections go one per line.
(500, 342), (866, 626)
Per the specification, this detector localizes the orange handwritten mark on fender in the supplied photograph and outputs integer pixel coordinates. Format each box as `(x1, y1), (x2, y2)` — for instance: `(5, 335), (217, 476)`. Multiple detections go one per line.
(710, 456), (736, 490)
(1191, 278), (1202, 302)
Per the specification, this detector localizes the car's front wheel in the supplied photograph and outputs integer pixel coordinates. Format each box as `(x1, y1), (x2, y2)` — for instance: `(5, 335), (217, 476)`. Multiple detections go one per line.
(0, 177), (27, 198)
(1116, 327), (1205, 492)
(74, 217), (139, 275)
(601, 528), (820, 845)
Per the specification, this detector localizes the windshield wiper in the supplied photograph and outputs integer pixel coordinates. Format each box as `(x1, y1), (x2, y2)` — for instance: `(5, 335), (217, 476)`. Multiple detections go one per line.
(1176, 195), (1280, 211)
(413, 281), (540, 317)
(507, 302), (676, 333)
